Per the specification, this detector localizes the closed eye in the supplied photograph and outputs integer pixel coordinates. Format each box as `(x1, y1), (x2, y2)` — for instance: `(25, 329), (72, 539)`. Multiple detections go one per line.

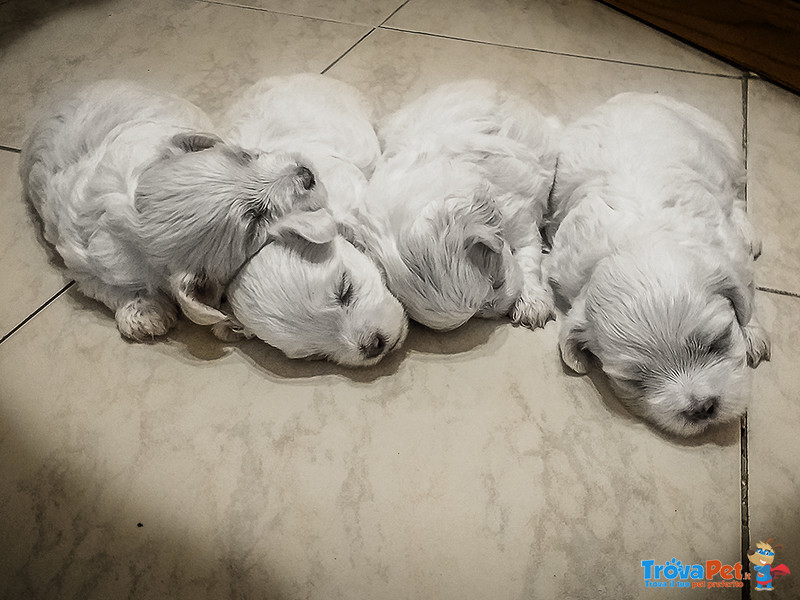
(491, 277), (505, 291)
(706, 325), (733, 355)
(336, 273), (354, 306)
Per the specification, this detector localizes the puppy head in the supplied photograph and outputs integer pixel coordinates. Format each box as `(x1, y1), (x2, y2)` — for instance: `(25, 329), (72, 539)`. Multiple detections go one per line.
(135, 131), (326, 289)
(220, 210), (408, 367)
(377, 189), (522, 331)
(559, 247), (753, 436)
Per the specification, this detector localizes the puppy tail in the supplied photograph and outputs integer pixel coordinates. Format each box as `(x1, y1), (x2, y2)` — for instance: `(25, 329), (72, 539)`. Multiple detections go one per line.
(559, 299), (592, 374)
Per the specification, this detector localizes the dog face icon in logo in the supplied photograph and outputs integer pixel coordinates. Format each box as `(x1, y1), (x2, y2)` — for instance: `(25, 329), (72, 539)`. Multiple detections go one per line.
(748, 538), (791, 591)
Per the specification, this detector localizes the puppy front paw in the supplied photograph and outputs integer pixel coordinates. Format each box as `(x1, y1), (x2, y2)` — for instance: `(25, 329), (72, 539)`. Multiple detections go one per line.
(744, 322), (771, 367)
(510, 289), (556, 330)
(116, 295), (178, 341)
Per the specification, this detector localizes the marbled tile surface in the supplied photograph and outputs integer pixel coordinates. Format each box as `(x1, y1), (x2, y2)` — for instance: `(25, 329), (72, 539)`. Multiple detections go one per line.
(0, 0), (798, 598)
(327, 27), (743, 132)
(748, 293), (800, 599)
(384, 0), (740, 75)
(0, 151), (69, 339)
(206, 0), (404, 26)
(0, 0), (369, 148)
(747, 80), (800, 295)
(0, 288), (743, 600)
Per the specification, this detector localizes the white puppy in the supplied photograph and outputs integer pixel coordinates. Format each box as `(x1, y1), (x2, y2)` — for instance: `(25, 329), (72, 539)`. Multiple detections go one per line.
(211, 74), (408, 366)
(544, 92), (771, 436)
(20, 80), (323, 341)
(362, 80), (559, 331)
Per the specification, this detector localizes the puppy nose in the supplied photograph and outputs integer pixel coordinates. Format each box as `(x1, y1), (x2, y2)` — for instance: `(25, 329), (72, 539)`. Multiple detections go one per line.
(685, 396), (719, 422)
(296, 166), (315, 190)
(361, 333), (387, 359)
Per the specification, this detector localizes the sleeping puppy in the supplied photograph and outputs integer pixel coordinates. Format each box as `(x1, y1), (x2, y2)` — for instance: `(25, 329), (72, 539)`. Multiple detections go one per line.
(544, 92), (771, 436)
(362, 80), (560, 331)
(20, 79), (323, 341)
(208, 73), (408, 366)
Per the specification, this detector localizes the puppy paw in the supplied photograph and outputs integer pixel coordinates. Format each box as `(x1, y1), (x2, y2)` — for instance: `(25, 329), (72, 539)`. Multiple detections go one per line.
(211, 320), (247, 343)
(116, 295), (178, 341)
(744, 322), (771, 367)
(510, 289), (556, 330)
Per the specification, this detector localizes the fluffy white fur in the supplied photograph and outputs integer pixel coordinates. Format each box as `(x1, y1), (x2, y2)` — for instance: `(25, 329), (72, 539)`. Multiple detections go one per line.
(544, 92), (771, 436)
(213, 73), (408, 366)
(361, 80), (560, 331)
(20, 80), (324, 341)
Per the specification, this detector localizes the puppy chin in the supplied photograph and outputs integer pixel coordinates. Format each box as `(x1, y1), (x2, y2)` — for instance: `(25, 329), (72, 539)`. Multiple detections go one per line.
(607, 360), (748, 436)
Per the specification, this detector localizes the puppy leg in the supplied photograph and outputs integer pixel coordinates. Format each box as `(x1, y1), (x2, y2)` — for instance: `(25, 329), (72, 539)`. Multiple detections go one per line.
(77, 276), (178, 341)
(115, 292), (178, 341)
(743, 316), (771, 367)
(510, 232), (555, 329)
(732, 199), (762, 259)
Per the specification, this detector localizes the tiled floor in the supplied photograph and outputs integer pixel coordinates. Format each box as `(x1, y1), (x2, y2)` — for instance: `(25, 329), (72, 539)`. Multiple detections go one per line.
(0, 1), (797, 598)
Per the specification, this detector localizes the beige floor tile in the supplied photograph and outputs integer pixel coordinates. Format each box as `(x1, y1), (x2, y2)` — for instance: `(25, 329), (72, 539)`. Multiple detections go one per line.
(328, 28), (743, 134)
(385, 0), (740, 76)
(0, 150), (69, 339)
(208, 0), (406, 26)
(0, 287), (743, 599)
(748, 292), (800, 598)
(0, 0), (369, 148)
(748, 80), (800, 295)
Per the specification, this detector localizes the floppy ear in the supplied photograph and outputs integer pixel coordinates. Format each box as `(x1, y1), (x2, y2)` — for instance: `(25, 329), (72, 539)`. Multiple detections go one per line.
(463, 186), (505, 280)
(709, 270), (753, 327)
(559, 297), (592, 374)
(170, 131), (224, 153)
(170, 271), (227, 326)
(269, 209), (338, 245)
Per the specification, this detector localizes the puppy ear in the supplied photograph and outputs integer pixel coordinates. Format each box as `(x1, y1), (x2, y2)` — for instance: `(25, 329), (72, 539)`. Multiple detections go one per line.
(269, 209), (338, 245)
(170, 132), (224, 153)
(709, 270), (753, 327)
(170, 271), (227, 326)
(559, 298), (592, 374)
(463, 187), (505, 279)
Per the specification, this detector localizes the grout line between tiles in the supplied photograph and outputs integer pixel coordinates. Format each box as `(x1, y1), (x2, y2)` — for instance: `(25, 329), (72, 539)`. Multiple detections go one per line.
(740, 74), (751, 600)
(0, 282), (74, 346)
(378, 0), (411, 26)
(195, 0), (371, 27)
(377, 26), (743, 79)
(755, 286), (800, 299)
(0, 144), (21, 154)
(321, 28), (375, 74)
(740, 414), (751, 600)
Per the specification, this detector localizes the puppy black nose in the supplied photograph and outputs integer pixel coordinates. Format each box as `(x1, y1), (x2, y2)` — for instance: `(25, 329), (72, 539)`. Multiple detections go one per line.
(296, 166), (315, 190)
(361, 334), (387, 359)
(685, 396), (719, 422)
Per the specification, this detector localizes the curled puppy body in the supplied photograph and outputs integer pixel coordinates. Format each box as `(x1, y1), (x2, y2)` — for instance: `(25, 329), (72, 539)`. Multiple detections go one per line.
(20, 80), (323, 341)
(364, 80), (560, 331)
(209, 74), (407, 366)
(544, 92), (771, 436)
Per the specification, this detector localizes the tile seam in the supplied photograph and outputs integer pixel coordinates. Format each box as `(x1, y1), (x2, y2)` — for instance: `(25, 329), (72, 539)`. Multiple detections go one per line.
(0, 282), (74, 346)
(321, 28), (375, 74)
(194, 0), (373, 26)
(376, 26), (742, 79)
(755, 286), (800, 299)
